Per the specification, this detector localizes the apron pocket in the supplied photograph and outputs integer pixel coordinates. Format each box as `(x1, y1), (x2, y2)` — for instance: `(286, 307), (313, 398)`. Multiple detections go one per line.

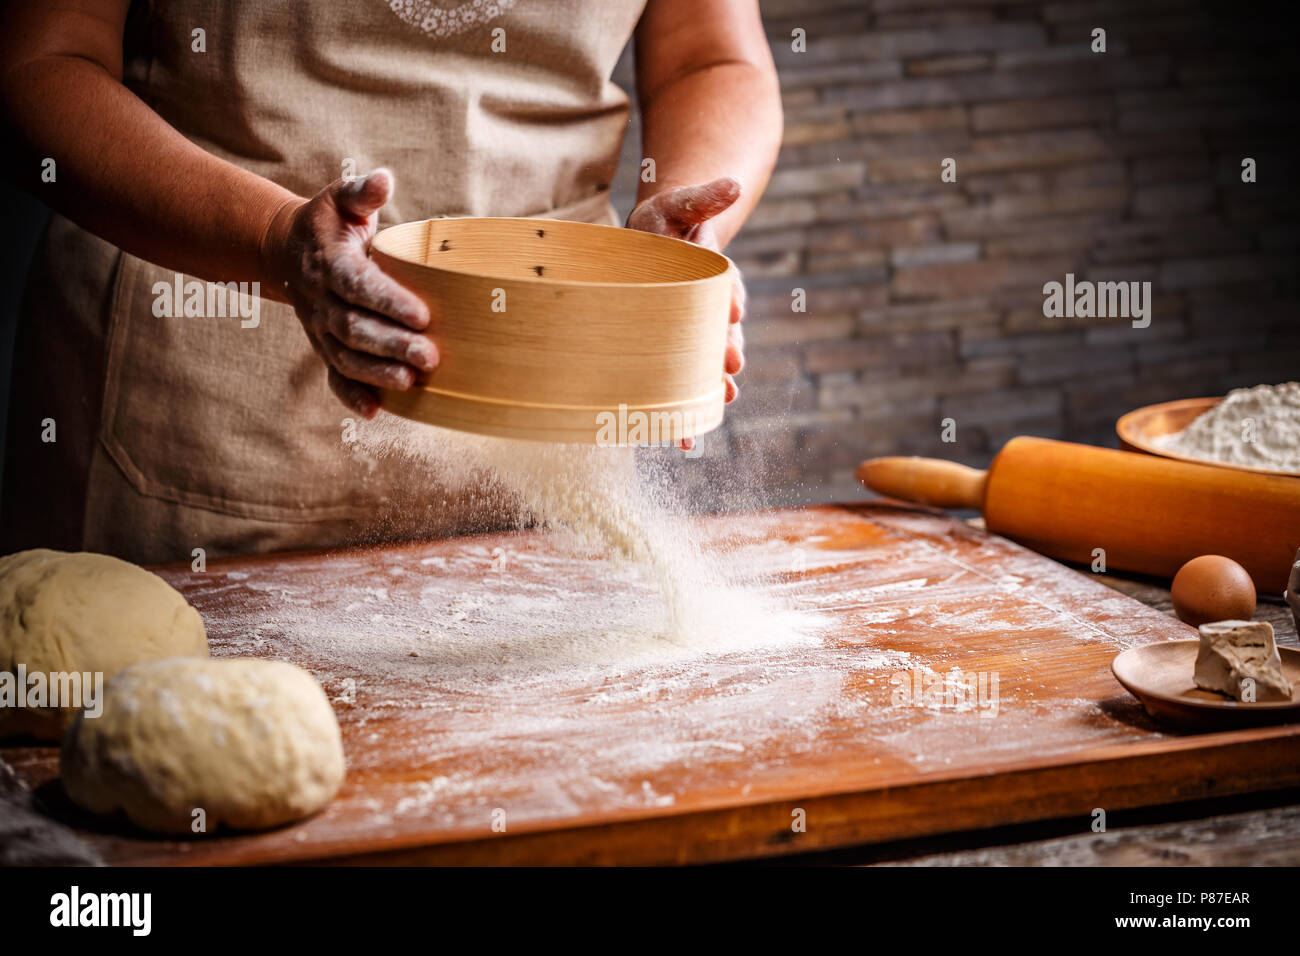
(99, 255), (394, 523)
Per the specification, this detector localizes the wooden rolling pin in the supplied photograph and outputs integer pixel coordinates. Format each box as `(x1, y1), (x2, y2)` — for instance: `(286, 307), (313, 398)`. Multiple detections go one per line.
(857, 437), (1300, 594)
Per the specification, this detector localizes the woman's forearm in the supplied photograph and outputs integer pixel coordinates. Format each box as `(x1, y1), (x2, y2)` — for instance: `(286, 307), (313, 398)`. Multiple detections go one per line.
(2, 54), (301, 294)
(635, 62), (782, 247)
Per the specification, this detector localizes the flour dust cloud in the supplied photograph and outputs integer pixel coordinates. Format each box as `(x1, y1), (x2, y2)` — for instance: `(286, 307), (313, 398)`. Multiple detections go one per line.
(355, 414), (817, 661)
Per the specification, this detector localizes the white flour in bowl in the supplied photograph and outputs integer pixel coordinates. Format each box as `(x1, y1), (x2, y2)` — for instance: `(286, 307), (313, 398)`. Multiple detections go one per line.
(1152, 381), (1300, 472)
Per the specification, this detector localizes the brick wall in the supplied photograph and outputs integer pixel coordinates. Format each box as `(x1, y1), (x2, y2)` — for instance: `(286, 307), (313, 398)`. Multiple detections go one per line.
(612, 0), (1299, 509)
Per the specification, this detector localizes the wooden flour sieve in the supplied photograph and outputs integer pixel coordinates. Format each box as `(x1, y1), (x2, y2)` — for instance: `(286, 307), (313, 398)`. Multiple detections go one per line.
(370, 218), (735, 443)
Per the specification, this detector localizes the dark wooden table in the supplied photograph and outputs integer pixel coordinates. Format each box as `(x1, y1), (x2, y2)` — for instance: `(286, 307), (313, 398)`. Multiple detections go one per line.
(2, 510), (1296, 866)
(774, 563), (1300, 867)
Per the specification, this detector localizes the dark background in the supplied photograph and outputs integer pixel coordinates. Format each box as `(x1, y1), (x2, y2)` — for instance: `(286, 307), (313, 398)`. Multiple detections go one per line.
(3, 0), (1297, 512)
(618, 0), (1300, 507)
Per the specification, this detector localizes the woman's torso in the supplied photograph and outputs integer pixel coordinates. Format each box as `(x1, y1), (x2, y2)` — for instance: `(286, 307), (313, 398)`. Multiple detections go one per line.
(1, 0), (646, 564)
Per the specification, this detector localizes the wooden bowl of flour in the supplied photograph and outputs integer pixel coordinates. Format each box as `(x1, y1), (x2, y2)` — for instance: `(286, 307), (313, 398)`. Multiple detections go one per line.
(370, 218), (734, 443)
(1118, 397), (1300, 478)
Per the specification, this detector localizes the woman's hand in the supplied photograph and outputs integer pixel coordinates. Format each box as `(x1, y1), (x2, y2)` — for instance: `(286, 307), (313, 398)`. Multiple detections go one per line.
(262, 169), (436, 418)
(627, 177), (746, 449)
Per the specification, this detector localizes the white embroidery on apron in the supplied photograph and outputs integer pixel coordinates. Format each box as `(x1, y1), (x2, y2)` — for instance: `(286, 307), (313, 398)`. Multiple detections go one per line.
(386, 0), (519, 38)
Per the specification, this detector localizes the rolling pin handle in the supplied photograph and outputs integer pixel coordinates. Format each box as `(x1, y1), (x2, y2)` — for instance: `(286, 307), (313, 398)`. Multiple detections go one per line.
(856, 456), (989, 511)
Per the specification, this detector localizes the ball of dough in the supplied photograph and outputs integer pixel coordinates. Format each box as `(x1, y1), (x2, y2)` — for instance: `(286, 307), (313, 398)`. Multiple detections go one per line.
(0, 549), (208, 740)
(61, 657), (344, 835)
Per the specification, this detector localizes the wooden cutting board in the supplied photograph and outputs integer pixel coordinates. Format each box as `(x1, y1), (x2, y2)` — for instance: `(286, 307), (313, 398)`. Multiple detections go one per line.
(5, 502), (1299, 865)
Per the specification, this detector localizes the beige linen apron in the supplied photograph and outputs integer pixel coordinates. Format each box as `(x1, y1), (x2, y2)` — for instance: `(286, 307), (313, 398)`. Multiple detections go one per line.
(2, 0), (646, 564)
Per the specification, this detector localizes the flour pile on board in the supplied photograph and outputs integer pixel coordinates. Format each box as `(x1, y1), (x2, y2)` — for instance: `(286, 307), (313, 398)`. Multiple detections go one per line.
(240, 545), (824, 683)
(355, 413), (785, 650)
(1152, 381), (1300, 472)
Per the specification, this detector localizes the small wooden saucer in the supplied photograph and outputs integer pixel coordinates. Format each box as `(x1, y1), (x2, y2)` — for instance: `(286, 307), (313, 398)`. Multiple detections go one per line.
(1112, 640), (1300, 729)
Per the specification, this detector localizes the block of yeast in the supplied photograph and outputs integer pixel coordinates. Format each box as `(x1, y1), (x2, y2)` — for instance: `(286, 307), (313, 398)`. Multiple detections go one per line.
(1194, 619), (1293, 702)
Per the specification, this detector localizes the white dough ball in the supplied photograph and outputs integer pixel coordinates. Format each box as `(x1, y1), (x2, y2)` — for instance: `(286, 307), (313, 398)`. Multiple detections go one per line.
(0, 549), (208, 740)
(61, 657), (345, 835)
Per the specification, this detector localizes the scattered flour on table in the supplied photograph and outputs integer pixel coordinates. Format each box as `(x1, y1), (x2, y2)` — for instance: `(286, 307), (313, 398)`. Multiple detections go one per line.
(352, 413), (817, 664)
(1152, 381), (1300, 471)
(288, 549), (824, 680)
(195, 503), (1165, 817)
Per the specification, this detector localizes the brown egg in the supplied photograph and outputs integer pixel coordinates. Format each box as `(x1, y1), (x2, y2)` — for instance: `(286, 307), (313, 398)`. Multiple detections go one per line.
(1171, 555), (1256, 628)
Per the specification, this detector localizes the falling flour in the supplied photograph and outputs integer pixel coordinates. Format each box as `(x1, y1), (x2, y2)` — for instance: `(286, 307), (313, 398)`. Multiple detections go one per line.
(355, 414), (797, 653)
(1152, 381), (1300, 472)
